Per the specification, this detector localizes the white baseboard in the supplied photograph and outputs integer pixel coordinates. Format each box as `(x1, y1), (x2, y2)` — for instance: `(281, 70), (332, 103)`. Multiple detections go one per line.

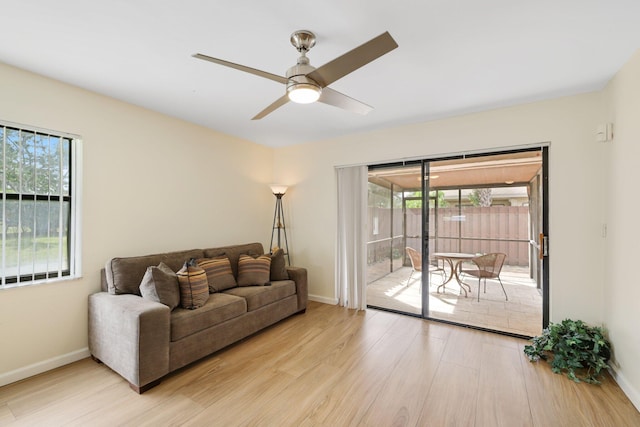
(308, 294), (338, 305)
(608, 364), (640, 412)
(0, 348), (90, 388)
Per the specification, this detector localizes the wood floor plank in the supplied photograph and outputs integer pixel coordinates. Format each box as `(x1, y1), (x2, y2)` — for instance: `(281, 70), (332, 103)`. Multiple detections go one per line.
(575, 373), (640, 426)
(418, 318), (455, 340)
(227, 362), (341, 426)
(65, 397), (178, 427)
(181, 369), (296, 426)
(15, 382), (134, 427)
(476, 343), (532, 426)
(0, 403), (15, 424)
(321, 309), (405, 371)
(520, 354), (593, 427)
(272, 308), (374, 378)
(440, 326), (486, 370)
(417, 361), (479, 426)
(5, 360), (121, 420)
(0, 358), (107, 405)
(176, 353), (282, 409)
(358, 333), (447, 426)
(518, 341), (640, 427)
(300, 315), (422, 425)
(0, 303), (638, 426)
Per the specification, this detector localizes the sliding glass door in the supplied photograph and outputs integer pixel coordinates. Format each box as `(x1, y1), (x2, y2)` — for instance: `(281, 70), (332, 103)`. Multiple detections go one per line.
(367, 162), (423, 315)
(367, 147), (549, 337)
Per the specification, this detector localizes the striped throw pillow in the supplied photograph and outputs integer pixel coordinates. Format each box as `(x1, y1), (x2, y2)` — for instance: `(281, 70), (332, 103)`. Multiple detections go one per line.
(237, 254), (271, 286)
(177, 261), (209, 309)
(197, 256), (237, 292)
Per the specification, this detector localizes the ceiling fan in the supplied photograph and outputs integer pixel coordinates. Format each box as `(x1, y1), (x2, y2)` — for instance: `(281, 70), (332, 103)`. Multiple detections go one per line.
(192, 30), (398, 120)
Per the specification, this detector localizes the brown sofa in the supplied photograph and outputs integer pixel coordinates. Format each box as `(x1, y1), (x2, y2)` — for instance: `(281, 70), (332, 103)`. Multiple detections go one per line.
(88, 242), (307, 393)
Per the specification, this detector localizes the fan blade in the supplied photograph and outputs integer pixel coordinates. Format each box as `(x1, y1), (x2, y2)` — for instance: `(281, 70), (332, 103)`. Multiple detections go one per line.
(306, 32), (398, 88)
(252, 94), (290, 120)
(192, 53), (288, 85)
(318, 87), (373, 115)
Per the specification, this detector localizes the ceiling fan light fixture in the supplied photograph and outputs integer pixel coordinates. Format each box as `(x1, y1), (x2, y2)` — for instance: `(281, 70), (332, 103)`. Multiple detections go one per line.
(193, 30), (397, 118)
(287, 82), (322, 104)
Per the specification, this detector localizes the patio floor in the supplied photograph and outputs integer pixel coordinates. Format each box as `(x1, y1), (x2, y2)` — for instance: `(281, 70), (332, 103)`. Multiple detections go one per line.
(367, 265), (543, 337)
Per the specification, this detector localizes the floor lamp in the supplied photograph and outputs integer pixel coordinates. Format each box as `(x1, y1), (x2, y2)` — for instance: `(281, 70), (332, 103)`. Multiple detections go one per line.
(269, 184), (291, 265)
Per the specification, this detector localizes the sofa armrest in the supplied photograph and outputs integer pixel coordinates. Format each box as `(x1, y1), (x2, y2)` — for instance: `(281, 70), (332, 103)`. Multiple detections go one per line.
(286, 266), (308, 312)
(88, 292), (170, 390)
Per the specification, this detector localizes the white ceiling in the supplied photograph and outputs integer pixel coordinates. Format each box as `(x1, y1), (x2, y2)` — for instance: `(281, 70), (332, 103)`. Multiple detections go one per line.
(2, 1), (639, 147)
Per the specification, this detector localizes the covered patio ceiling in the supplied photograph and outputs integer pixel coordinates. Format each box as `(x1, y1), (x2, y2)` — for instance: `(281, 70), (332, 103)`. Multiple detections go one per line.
(368, 150), (543, 191)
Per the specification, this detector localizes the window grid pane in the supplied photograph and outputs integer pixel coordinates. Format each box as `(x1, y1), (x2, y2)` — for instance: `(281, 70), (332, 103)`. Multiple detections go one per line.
(1, 123), (74, 286)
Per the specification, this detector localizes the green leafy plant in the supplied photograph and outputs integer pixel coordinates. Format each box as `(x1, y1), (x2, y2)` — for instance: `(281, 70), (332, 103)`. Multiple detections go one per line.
(524, 319), (611, 384)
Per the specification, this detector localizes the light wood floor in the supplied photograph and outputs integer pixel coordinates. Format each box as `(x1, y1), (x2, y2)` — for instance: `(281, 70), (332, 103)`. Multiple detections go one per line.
(367, 266), (542, 337)
(1, 301), (638, 426)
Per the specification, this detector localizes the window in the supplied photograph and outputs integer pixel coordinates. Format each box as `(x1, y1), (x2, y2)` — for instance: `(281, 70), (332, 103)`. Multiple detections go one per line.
(1, 121), (81, 287)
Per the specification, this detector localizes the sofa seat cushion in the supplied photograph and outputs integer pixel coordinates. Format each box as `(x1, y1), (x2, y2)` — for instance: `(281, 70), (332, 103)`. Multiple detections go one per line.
(170, 293), (247, 341)
(223, 280), (295, 312)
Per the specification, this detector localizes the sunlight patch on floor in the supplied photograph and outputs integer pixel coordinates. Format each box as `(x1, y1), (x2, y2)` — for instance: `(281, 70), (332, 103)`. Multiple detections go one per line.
(367, 266), (543, 336)
(383, 283), (421, 309)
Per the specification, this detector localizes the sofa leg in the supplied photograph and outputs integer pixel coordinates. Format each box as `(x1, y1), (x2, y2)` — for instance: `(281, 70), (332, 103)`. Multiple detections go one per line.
(90, 355), (103, 364)
(129, 379), (162, 394)
(297, 308), (306, 314)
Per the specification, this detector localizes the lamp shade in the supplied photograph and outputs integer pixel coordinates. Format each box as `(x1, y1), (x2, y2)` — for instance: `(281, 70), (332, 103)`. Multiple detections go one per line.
(270, 184), (288, 195)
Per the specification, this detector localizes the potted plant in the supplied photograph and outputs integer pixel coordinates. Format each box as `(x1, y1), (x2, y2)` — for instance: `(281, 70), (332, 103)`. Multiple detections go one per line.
(523, 319), (611, 384)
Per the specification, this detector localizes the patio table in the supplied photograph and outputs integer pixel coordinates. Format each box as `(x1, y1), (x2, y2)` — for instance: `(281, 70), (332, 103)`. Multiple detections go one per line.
(433, 252), (477, 297)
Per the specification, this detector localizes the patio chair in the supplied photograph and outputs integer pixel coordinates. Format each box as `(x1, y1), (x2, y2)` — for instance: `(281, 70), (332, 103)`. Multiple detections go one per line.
(405, 247), (446, 289)
(461, 253), (508, 302)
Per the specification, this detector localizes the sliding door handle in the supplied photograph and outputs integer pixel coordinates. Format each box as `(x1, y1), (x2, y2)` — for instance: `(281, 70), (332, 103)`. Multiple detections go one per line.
(539, 233), (548, 259)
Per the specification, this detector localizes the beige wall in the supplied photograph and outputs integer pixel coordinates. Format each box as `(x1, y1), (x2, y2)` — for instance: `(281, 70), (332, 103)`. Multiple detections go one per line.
(275, 93), (607, 321)
(274, 63), (640, 405)
(2, 51), (638, 408)
(0, 63), (274, 381)
(602, 49), (640, 407)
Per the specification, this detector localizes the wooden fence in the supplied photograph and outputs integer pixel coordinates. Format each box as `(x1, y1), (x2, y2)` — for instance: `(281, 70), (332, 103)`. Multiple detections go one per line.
(368, 206), (530, 267)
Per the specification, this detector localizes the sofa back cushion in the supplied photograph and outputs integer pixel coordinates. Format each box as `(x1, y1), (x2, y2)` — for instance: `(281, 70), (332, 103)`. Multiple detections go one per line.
(103, 243), (265, 295)
(105, 249), (204, 295)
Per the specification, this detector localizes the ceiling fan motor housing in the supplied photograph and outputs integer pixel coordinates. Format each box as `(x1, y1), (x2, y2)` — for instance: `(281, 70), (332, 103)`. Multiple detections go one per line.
(286, 58), (322, 102)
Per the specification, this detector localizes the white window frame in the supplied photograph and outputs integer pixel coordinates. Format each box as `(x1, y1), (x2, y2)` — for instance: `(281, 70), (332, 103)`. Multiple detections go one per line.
(1, 120), (82, 288)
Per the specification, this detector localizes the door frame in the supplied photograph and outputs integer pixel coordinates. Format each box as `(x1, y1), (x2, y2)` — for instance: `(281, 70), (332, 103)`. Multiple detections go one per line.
(366, 144), (550, 336)
(419, 146), (550, 334)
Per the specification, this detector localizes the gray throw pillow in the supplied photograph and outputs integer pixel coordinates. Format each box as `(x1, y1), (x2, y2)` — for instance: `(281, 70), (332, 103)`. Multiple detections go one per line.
(270, 248), (289, 281)
(139, 262), (180, 310)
